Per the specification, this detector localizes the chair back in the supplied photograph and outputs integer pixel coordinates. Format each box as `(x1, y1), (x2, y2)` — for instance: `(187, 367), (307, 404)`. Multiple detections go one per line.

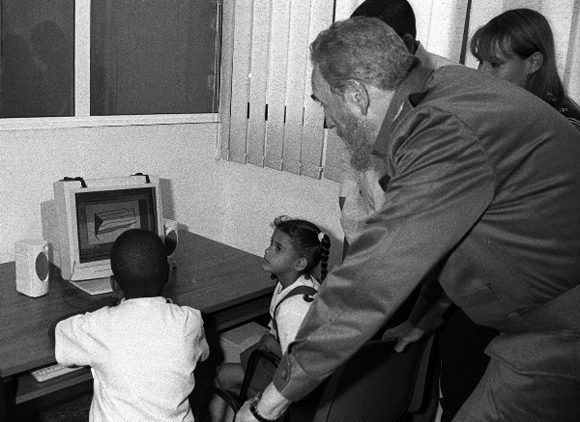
(239, 348), (281, 403)
(199, 348), (281, 422)
(308, 334), (439, 422)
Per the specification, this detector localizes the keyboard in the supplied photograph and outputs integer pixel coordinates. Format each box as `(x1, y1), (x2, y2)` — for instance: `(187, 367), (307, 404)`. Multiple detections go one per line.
(31, 363), (84, 382)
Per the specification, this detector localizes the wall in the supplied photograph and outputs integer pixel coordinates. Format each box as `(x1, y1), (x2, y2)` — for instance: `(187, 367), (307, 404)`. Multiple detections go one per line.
(222, 161), (343, 270)
(1, 123), (221, 263)
(0, 123), (343, 270)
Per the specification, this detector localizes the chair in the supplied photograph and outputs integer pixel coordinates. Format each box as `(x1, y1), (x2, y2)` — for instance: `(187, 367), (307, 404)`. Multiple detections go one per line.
(289, 333), (440, 422)
(201, 334), (439, 422)
(199, 348), (281, 422)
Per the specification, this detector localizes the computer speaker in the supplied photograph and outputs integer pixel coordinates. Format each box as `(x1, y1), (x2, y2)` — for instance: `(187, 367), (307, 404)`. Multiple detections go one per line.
(15, 239), (50, 297)
(163, 219), (178, 258)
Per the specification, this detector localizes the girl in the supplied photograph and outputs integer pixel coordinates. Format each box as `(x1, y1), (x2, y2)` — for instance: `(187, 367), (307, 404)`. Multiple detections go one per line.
(470, 8), (580, 130)
(214, 216), (330, 405)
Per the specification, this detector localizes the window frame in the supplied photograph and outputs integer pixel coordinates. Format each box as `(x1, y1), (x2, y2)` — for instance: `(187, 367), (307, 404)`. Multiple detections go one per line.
(0, 0), (222, 131)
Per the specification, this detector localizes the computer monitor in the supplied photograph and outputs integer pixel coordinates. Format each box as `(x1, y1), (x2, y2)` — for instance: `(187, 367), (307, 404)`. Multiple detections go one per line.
(42, 174), (164, 295)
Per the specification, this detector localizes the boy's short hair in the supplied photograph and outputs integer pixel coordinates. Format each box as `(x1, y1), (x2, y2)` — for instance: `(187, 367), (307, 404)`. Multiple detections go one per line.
(351, 0), (417, 39)
(111, 229), (169, 297)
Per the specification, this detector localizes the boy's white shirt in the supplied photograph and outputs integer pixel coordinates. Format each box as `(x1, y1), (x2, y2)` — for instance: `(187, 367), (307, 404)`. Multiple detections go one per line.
(55, 296), (209, 422)
(269, 275), (320, 354)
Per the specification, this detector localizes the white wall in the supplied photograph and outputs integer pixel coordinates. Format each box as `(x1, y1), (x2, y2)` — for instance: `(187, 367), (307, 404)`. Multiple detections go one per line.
(222, 161), (343, 270)
(1, 123), (343, 269)
(1, 123), (221, 262)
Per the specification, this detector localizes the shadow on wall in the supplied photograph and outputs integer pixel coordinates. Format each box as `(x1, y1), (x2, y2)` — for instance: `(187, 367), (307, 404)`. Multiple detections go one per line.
(159, 178), (176, 221)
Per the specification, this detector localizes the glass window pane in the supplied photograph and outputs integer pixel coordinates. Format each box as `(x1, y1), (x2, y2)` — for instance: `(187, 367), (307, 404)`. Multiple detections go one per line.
(0, 0), (74, 118)
(91, 0), (220, 116)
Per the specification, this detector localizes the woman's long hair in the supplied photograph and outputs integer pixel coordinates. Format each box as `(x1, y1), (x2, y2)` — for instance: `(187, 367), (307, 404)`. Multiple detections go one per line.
(470, 8), (564, 107)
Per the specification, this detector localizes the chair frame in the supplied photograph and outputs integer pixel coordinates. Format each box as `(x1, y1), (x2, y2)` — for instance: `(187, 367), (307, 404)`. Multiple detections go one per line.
(308, 333), (439, 422)
(200, 348), (281, 421)
(201, 334), (438, 422)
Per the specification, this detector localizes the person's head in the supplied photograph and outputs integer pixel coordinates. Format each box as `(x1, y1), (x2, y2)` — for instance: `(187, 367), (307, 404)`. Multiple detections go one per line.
(110, 229), (169, 299)
(310, 17), (413, 170)
(351, 0), (418, 53)
(470, 8), (564, 106)
(262, 216), (331, 286)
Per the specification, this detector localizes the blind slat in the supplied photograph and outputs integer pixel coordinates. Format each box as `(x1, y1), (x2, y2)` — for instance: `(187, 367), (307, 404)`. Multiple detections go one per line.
(228, 0), (253, 163)
(246, 0), (272, 167)
(300, 0), (334, 179)
(281, 0), (312, 175)
(323, 131), (346, 182)
(264, 2), (292, 171)
(219, 0), (235, 158)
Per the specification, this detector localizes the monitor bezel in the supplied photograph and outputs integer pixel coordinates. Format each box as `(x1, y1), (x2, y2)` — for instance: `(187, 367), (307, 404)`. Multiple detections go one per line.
(54, 175), (164, 282)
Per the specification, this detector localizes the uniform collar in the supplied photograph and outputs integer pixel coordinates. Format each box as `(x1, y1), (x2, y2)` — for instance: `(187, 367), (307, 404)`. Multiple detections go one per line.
(413, 42), (433, 69)
(372, 61), (434, 158)
(276, 274), (317, 295)
(120, 296), (170, 305)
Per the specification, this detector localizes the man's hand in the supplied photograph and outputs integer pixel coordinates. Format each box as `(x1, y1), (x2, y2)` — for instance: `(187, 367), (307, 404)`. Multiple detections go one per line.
(381, 320), (425, 352)
(236, 399), (259, 422)
(235, 383), (291, 422)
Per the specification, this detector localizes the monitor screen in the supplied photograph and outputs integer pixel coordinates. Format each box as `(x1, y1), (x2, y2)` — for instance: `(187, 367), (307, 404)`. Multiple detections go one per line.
(76, 187), (158, 263)
(42, 174), (164, 289)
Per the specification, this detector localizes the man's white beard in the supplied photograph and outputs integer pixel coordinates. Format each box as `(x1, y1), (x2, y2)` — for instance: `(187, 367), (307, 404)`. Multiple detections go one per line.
(340, 112), (376, 172)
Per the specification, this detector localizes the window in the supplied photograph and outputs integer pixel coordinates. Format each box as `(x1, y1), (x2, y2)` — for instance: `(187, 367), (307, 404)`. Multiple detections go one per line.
(0, 0), (74, 118)
(0, 0), (221, 122)
(90, 0), (220, 116)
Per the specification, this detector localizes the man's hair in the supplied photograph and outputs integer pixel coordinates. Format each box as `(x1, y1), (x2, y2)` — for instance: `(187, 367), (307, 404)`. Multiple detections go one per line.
(310, 17), (413, 93)
(351, 0), (416, 39)
(110, 229), (169, 297)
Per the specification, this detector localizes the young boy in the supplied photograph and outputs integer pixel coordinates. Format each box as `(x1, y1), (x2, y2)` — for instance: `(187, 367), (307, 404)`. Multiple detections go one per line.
(55, 228), (209, 422)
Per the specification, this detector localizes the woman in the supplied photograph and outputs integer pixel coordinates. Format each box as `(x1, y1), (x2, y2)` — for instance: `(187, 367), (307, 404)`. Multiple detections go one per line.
(471, 8), (580, 130)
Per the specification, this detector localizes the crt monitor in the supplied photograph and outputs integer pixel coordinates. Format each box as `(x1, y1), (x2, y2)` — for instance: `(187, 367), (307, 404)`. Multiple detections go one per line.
(42, 174), (164, 295)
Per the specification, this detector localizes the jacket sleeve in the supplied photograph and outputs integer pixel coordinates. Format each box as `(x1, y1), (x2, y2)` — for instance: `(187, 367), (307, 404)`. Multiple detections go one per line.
(273, 108), (496, 401)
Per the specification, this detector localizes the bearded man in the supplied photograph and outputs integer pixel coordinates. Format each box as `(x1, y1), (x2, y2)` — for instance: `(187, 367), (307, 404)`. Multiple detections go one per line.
(237, 17), (580, 422)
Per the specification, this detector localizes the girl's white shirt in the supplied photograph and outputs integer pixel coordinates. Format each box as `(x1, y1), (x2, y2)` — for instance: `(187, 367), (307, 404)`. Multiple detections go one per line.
(268, 275), (320, 354)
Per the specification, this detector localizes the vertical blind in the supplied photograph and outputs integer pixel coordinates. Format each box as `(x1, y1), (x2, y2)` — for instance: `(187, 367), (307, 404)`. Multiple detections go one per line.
(222, 0), (580, 182)
(220, 0), (335, 179)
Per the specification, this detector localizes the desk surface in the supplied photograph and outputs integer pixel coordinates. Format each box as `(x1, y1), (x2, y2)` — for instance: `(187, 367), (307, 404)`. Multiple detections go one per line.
(0, 231), (273, 378)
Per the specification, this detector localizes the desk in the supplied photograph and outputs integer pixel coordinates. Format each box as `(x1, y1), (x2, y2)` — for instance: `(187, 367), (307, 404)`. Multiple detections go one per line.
(0, 231), (273, 421)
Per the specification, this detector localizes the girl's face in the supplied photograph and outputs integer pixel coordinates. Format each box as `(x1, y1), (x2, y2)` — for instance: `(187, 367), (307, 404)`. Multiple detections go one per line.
(477, 42), (531, 89)
(262, 229), (302, 281)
